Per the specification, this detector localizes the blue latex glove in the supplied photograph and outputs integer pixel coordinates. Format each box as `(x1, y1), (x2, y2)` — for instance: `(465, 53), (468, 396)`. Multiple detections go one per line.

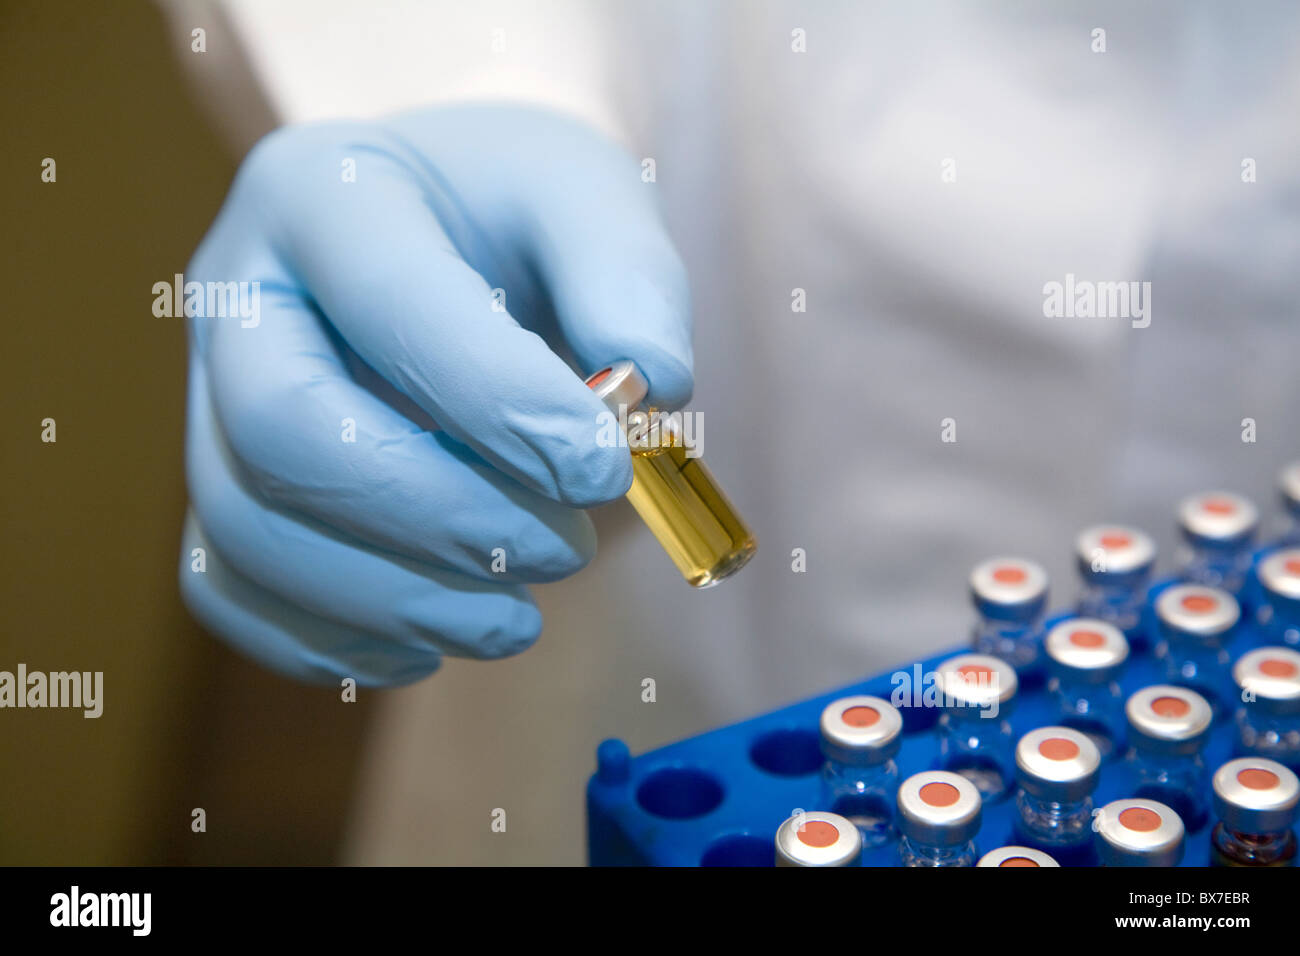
(178, 105), (693, 686)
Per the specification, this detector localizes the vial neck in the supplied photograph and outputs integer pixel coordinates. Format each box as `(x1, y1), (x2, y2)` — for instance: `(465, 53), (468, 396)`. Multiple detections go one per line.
(1182, 545), (1251, 591)
(1022, 793), (1091, 818)
(976, 615), (1039, 637)
(903, 838), (974, 867)
(1131, 745), (1204, 766)
(825, 757), (895, 781)
(1212, 823), (1298, 866)
(944, 707), (1007, 729)
(1056, 674), (1119, 695)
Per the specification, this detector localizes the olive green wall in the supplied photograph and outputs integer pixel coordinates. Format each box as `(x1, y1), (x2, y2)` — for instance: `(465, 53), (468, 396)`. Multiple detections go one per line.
(1, 0), (372, 864)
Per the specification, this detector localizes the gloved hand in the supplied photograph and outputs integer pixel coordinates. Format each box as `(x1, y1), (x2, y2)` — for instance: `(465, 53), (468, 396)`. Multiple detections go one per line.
(178, 104), (693, 686)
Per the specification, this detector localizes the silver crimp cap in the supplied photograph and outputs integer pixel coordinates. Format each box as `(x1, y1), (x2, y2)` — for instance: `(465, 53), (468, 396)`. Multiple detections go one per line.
(1044, 618), (1129, 684)
(1234, 647), (1300, 717)
(1177, 491), (1258, 545)
(969, 557), (1049, 622)
(1154, 585), (1239, 644)
(1015, 726), (1102, 803)
(584, 361), (648, 413)
(976, 845), (1060, 867)
(897, 770), (983, 847)
(1211, 758), (1300, 835)
(1075, 525), (1156, 581)
(1257, 549), (1300, 603)
(819, 695), (903, 767)
(774, 811), (863, 867)
(1280, 462), (1300, 516)
(936, 653), (1018, 714)
(1125, 685), (1213, 756)
(1095, 798), (1185, 866)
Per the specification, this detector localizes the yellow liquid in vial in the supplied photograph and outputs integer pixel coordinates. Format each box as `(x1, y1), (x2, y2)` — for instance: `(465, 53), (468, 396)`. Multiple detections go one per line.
(626, 442), (757, 588)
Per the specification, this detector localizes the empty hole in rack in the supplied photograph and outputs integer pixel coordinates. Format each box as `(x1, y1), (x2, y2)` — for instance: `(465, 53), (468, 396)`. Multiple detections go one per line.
(700, 833), (773, 867)
(749, 728), (823, 777)
(636, 766), (725, 820)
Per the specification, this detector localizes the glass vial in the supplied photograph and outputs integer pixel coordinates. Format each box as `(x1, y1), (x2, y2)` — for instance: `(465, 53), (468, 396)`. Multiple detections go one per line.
(1013, 726), (1101, 865)
(1232, 647), (1300, 771)
(585, 362), (756, 588)
(1152, 584), (1239, 719)
(1094, 798), (1186, 866)
(1074, 525), (1156, 646)
(1123, 685), (1214, 832)
(969, 557), (1049, 677)
(897, 771), (982, 867)
(1044, 618), (1129, 760)
(935, 654), (1018, 802)
(774, 811), (862, 867)
(1176, 491), (1258, 597)
(1255, 549), (1300, 648)
(1209, 757), (1299, 867)
(818, 695), (902, 848)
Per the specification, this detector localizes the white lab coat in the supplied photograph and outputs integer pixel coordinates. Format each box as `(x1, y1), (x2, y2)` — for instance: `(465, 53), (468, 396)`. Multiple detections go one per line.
(168, 0), (1300, 863)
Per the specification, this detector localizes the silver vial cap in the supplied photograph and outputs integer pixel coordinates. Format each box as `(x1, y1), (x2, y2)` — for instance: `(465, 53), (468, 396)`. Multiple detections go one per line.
(1044, 618), (1129, 683)
(1257, 549), (1300, 602)
(936, 653), (1018, 713)
(819, 695), (903, 767)
(1212, 758), (1300, 835)
(1177, 491), (1258, 545)
(1015, 726), (1102, 803)
(1075, 525), (1156, 580)
(897, 770), (983, 847)
(1280, 462), (1300, 516)
(1126, 685), (1213, 755)
(774, 811), (862, 867)
(1233, 647), (1300, 717)
(976, 846), (1060, 868)
(1095, 798), (1186, 867)
(584, 361), (648, 413)
(1155, 584), (1239, 642)
(969, 557), (1049, 621)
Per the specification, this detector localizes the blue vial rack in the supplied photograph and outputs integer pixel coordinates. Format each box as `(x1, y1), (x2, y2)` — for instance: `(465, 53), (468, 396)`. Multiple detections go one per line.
(587, 575), (1295, 866)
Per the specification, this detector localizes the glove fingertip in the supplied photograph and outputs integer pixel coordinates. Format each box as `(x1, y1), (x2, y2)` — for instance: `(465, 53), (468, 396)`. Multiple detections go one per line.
(554, 437), (634, 509)
(638, 349), (695, 410)
(476, 599), (544, 660)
